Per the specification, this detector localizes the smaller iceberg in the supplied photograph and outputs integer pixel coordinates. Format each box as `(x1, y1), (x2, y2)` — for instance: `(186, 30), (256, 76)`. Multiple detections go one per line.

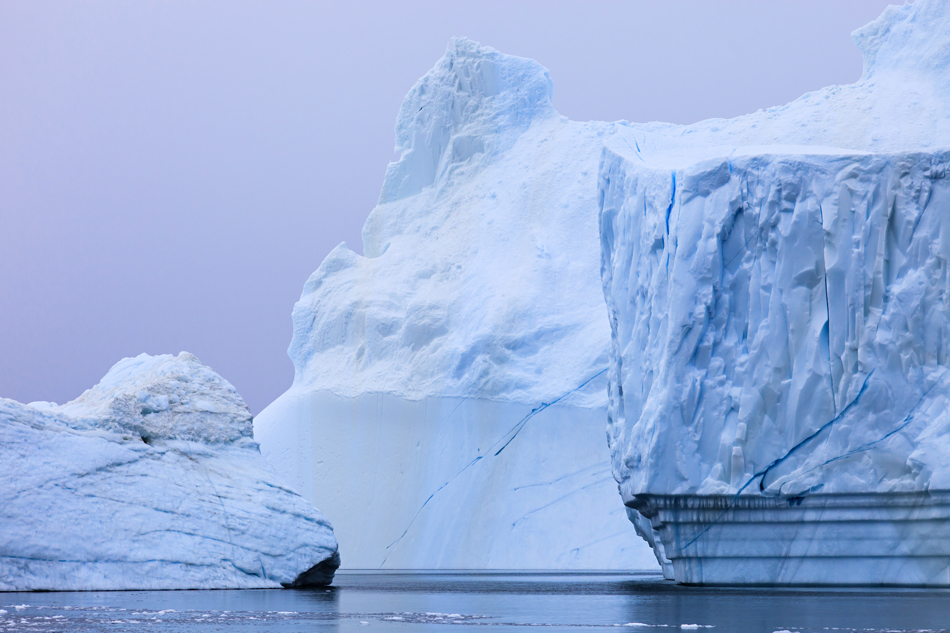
(0, 353), (339, 591)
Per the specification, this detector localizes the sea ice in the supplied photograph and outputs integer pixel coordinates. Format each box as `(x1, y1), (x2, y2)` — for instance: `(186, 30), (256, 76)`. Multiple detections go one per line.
(0, 353), (339, 591)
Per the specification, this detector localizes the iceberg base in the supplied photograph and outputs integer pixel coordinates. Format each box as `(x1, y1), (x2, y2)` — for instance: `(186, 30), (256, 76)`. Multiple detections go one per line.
(256, 389), (656, 569)
(632, 492), (950, 586)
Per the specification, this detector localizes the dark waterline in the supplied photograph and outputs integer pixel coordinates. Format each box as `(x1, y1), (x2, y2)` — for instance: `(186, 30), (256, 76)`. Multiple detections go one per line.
(2, 571), (948, 632)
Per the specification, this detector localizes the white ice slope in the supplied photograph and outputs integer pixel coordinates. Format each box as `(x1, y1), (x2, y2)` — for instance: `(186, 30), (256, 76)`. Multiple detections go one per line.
(0, 353), (339, 591)
(256, 37), (654, 569)
(600, 0), (950, 583)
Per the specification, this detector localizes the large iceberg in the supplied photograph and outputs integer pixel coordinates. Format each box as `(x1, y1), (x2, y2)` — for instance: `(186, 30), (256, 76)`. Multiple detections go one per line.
(600, 0), (950, 584)
(255, 38), (654, 569)
(257, 1), (950, 580)
(0, 353), (339, 591)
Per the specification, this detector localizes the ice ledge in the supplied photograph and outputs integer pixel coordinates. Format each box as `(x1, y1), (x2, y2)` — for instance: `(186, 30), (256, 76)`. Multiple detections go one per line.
(632, 492), (950, 586)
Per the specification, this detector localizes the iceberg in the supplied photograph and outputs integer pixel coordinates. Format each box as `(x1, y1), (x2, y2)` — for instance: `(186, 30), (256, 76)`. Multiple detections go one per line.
(255, 38), (654, 569)
(0, 353), (339, 591)
(258, 1), (950, 580)
(600, 0), (950, 584)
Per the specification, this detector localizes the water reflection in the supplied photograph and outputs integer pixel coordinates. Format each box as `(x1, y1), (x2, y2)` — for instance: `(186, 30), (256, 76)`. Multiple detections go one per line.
(1, 572), (948, 632)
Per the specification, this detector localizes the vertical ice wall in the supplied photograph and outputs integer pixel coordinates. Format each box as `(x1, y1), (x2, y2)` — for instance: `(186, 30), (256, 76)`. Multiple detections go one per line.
(256, 38), (654, 569)
(602, 146), (950, 501)
(598, 0), (950, 511)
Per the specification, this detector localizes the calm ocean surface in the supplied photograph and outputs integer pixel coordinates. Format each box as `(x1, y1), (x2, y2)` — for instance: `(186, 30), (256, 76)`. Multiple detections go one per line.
(2, 571), (948, 633)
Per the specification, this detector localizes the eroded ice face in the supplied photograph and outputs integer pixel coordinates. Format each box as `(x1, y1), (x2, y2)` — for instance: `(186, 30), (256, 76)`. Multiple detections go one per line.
(256, 38), (644, 569)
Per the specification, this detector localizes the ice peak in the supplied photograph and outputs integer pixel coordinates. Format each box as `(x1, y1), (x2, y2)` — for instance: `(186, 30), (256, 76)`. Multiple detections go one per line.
(375, 37), (554, 211)
(853, 0), (950, 82)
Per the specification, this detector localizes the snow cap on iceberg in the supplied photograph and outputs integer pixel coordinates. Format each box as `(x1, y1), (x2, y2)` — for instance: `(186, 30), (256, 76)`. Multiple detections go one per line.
(57, 352), (252, 444)
(853, 0), (950, 83)
(605, 0), (950, 162)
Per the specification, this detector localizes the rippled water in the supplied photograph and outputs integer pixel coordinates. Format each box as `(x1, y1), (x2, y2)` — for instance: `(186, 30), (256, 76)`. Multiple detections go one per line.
(2, 572), (949, 632)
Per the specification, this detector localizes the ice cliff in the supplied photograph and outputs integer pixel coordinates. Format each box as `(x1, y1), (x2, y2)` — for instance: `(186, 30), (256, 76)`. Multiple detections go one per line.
(256, 38), (654, 569)
(0, 353), (339, 591)
(600, 0), (950, 504)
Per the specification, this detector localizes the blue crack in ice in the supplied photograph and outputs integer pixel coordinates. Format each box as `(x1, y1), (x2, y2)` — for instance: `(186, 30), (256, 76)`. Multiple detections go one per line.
(381, 368), (608, 564)
(679, 368), (950, 551)
(680, 370), (874, 551)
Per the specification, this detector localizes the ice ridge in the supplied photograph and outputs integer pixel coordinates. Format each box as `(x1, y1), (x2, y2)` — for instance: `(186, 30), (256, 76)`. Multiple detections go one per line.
(376, 36), (555, 210)
(55, 352), (253, 443)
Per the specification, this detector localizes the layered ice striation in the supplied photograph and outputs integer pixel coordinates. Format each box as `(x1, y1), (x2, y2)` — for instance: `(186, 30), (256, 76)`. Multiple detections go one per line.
(600, 0), (950, 583)
(0, 353), (339, 591)
(256, 38), (654, 569)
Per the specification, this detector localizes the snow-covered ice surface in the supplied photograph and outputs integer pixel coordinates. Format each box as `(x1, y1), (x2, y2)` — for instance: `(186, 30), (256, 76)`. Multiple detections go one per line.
(600, 0), (950, 582)
(255, 37), (653, 569)
(0, 353), (339, 591)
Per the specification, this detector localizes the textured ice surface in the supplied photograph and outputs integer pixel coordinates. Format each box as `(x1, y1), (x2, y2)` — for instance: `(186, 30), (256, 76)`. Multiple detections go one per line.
(256, 37), (653, 568)
(600, 0), (950, 506)
(288, 39), (613, 406)
(0, 353), (339, 591)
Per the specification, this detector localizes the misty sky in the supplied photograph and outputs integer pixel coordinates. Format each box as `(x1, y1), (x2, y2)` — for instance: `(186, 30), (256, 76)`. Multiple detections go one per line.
(1, 0), (895, 413)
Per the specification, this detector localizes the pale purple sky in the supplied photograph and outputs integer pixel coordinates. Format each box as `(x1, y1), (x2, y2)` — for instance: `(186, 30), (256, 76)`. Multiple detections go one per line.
(0, 0), (894, 413)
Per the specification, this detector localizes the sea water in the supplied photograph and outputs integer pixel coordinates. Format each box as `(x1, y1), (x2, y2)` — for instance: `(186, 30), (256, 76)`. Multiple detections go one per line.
(2, 572), (949, 632)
